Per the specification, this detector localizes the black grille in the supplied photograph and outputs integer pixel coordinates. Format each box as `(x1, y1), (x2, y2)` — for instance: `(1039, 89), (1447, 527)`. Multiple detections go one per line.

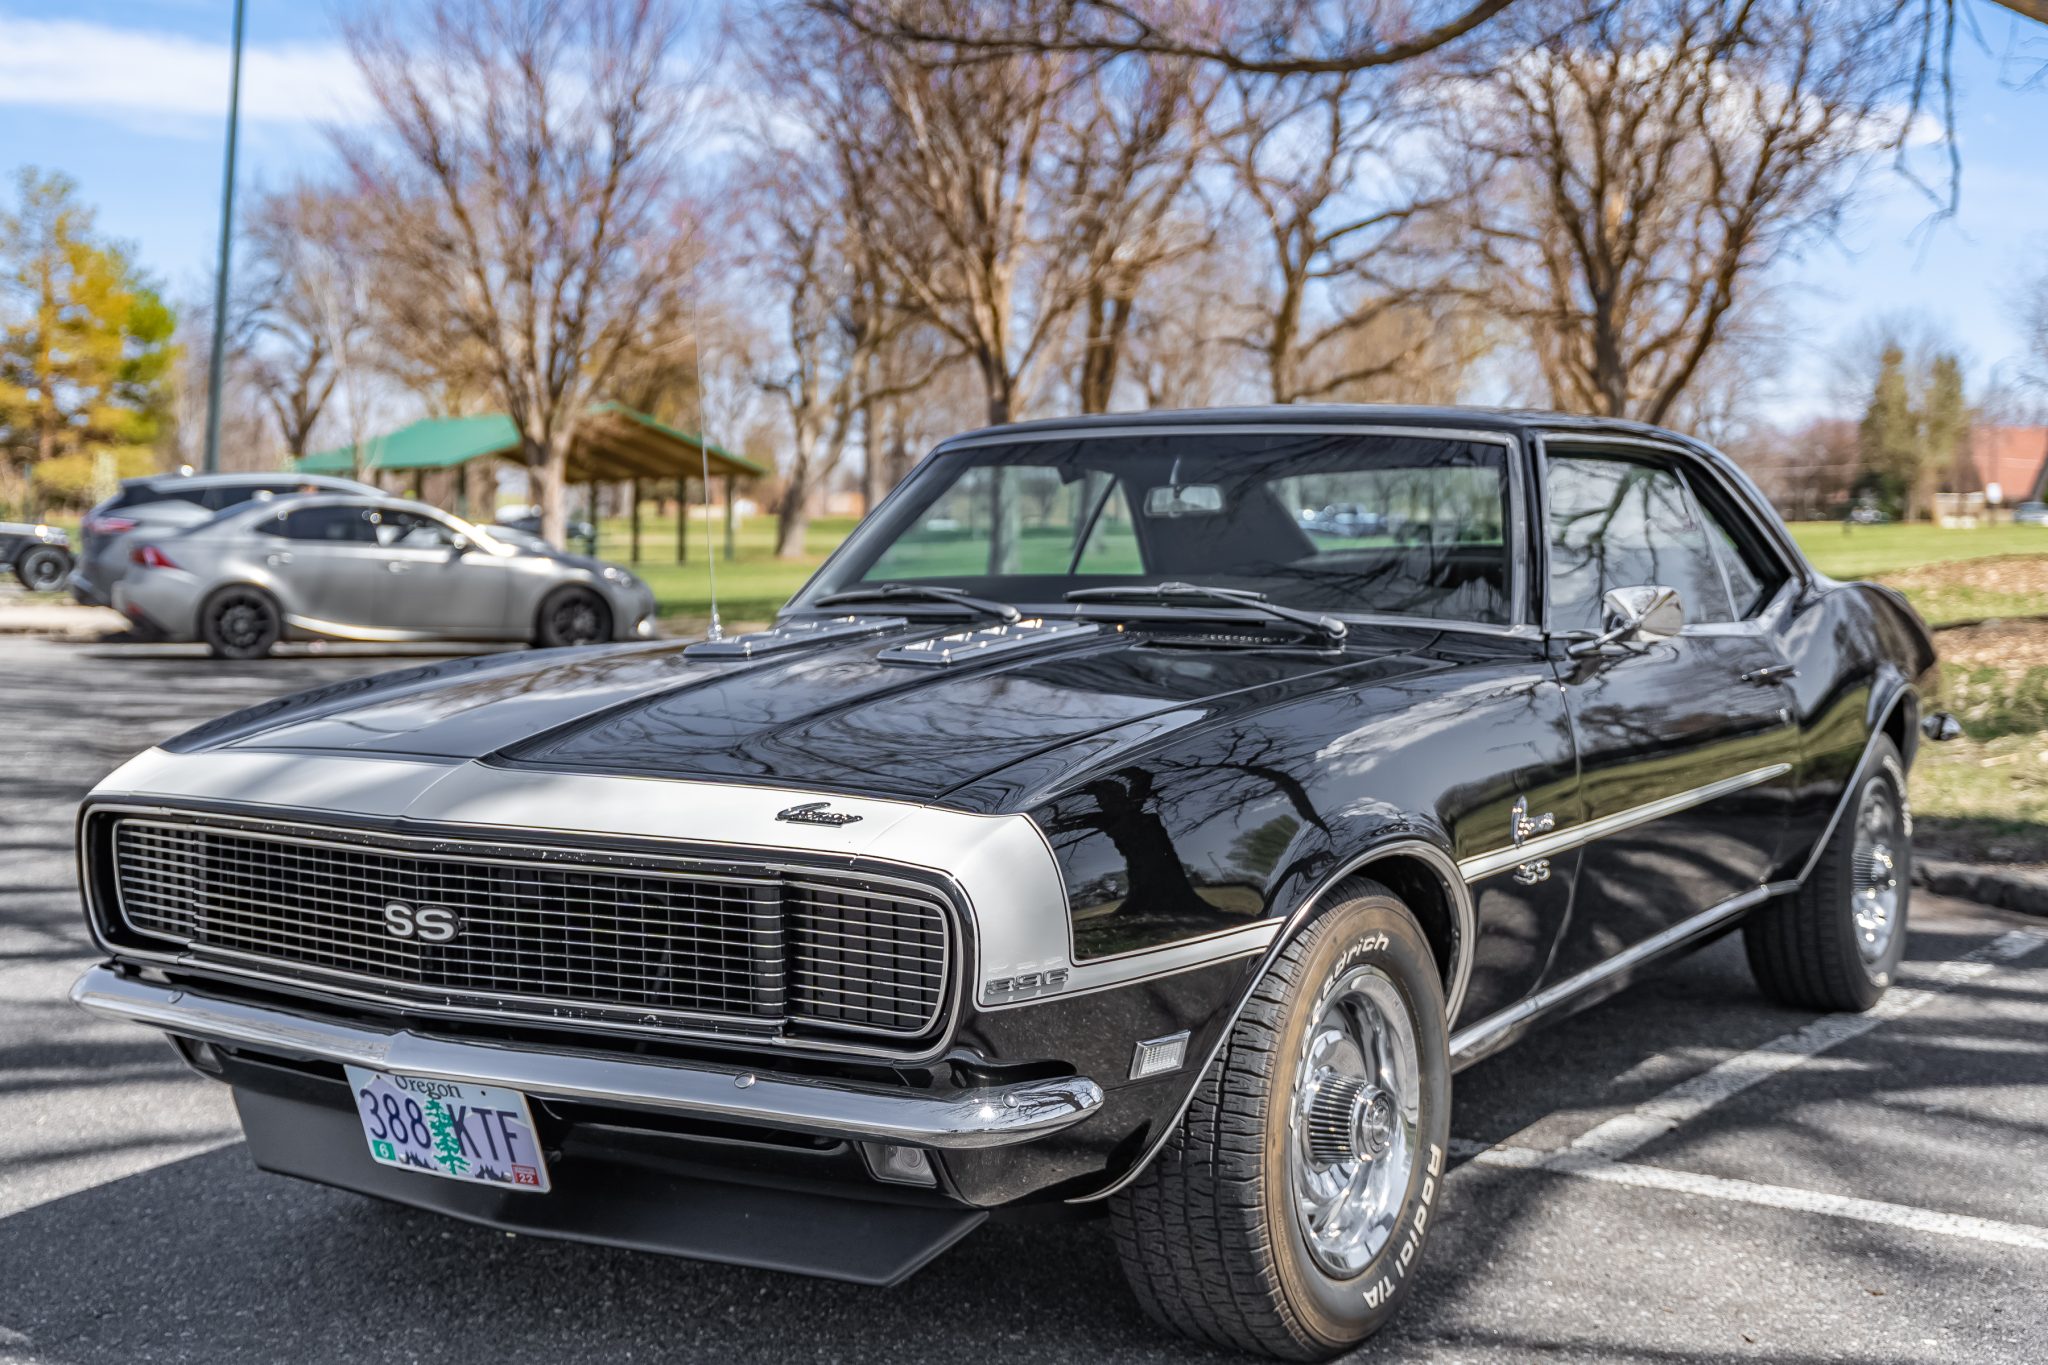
(108, 817), (950, 1042)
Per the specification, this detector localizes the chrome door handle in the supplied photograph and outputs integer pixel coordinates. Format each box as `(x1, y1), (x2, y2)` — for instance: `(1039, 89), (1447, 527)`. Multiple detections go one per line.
(265, 553), (291, 566)
(1741, 663), (1797, 684)
(387, 562), (409, 573)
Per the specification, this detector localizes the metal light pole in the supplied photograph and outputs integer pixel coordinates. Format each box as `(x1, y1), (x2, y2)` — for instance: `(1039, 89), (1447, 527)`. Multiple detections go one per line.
(202, 0), (248, 474)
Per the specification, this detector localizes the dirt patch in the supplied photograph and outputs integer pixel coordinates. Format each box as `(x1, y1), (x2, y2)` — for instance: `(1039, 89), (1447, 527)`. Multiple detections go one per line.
(1879, 553), (2048, 601)
(1934, 618), (2048, 673)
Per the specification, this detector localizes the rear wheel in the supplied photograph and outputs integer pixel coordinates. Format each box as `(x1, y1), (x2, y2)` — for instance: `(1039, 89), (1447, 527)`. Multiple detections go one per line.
(535, 587), (611, 648)
(1110, 882), (1451, 1359)
(201, 586), (282, 660)
(14, 545), (69, 592)
(1745, 735), (1911, 1011)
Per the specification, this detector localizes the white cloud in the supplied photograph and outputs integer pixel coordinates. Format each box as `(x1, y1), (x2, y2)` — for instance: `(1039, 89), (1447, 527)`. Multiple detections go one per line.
(0, 18), (371, 129)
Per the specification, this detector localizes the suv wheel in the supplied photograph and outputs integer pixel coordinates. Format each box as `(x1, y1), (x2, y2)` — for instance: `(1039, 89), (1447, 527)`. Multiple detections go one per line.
(14, 545), (70, 592)
(1110, 882), (1452, 1359)
(201, 586), (282, 660)
(1745, 734), (1911, 1011)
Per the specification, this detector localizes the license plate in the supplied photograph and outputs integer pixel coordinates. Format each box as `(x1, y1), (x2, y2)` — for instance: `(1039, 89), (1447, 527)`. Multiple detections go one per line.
(343, 1066), (550, 1193)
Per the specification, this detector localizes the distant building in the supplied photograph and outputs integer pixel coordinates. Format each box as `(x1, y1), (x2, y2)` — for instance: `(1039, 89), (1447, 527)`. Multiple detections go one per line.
(1948, 425), (2048, 507)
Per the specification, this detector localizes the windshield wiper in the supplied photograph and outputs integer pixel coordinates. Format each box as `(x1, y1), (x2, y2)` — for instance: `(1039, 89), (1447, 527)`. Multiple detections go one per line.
(1064, 582), (1347, 643)
(813, 582), (1023, 624)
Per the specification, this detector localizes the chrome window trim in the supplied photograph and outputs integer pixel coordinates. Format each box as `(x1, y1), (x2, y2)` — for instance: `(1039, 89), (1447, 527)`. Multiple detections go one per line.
(811, 422), (1534, 635)
(83, 802), (970, 1064)
(1457, 763), (1793, 882)
(1531, 431), (1807, 609)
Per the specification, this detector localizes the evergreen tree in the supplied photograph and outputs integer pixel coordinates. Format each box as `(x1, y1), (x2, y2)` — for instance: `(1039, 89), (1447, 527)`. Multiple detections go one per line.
(1855, 342), (1969, 521)
(0, 167), (177, 510)
(1921, 353), (1969, 517)
(1858, 344), (1917, 517)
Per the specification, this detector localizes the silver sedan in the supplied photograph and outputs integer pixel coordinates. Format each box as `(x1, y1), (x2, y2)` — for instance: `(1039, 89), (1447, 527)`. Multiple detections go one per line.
(114, 495), (657, 658)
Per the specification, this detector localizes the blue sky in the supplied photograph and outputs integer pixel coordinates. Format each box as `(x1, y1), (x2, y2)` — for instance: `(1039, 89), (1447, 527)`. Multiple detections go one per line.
(2, 0), (2044, 424)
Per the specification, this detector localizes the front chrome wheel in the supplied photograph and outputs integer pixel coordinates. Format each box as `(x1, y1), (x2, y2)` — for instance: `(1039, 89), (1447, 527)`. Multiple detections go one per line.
(1851, 781), (1903, 965)
(1289, 964), (1421, 1278)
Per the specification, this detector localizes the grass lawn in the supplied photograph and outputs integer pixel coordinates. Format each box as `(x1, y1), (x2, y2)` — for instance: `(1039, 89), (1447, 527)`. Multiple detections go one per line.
(1786, 521), (2048, 627)
(1787, 520), (2048, 578)
(589, 511), (858, 631)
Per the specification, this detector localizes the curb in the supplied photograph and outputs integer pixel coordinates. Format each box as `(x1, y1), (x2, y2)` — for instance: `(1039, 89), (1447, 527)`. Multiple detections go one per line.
(1915, 859), (2048, 917)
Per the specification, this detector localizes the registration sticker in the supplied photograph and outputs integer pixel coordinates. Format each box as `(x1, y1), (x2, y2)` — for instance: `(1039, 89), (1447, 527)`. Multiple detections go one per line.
(342, 1066), (550, 1193)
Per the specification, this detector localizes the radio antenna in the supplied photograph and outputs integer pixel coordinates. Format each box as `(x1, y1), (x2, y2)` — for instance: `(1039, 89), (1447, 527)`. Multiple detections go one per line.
(693, 333), (722, 641)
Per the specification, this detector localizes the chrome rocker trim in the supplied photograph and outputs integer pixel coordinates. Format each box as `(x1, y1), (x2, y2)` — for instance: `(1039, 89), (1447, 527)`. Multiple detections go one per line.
(1446, 880), (1796, 1062)
(71, 966), (1103, 1151)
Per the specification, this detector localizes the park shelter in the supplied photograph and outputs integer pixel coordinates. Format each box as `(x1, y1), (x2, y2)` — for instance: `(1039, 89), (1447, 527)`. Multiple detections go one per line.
(298, 402), (766, 561)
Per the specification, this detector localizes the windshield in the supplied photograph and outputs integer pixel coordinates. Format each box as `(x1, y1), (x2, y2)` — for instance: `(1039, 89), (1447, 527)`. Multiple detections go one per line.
(796, 431), (1515, 625)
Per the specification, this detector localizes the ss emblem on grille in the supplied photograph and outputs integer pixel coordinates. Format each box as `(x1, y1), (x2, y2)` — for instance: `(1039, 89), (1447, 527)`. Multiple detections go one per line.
(383, 901), (462, 943)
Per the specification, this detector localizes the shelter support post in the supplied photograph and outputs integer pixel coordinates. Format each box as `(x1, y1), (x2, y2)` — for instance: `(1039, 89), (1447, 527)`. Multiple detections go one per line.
(677, 478), (688, 564)
(630, 479), (642, 564)
(724, 475), (736, 561)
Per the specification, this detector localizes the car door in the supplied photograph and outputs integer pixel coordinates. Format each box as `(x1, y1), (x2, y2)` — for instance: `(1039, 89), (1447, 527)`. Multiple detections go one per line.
(366, 509), (513, 636)
(1539, 443), (1801, 985)
(261, 504), (387, 625)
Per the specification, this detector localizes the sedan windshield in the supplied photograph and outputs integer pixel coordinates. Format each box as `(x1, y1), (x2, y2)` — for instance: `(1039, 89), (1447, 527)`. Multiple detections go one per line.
(796, 431), (1514, 625)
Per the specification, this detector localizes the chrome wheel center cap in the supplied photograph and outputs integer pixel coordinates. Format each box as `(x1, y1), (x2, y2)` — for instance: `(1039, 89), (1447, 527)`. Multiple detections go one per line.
(1357, 1090), (1396, 1159)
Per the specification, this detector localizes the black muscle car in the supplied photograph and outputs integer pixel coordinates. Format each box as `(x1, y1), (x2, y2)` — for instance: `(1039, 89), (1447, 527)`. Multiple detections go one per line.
(71, 407), (1954, 1358)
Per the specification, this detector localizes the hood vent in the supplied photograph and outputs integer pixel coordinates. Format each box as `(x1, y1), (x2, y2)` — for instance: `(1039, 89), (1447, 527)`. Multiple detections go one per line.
(685, 614), (908, 659)
(878, 617), (1101, 667)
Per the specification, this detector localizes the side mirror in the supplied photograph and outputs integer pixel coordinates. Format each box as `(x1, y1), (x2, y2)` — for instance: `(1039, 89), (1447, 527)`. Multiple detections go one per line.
(1568, 584), (1683, 656)
(448, 534), (470, 557)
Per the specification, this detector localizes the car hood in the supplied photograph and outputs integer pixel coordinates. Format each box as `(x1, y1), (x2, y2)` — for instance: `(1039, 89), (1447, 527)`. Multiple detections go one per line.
(173, 619), (1451, 809)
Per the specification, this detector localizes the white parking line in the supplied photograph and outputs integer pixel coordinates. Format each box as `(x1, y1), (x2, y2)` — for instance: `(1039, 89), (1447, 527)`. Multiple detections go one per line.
(1473, 1144), (2048, 1252)
(1452, 927), (2048, 1249)
(1558, 928), (2048, 1163)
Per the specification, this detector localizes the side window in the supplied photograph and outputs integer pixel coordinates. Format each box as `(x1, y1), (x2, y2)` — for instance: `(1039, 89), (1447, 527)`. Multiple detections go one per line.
(1545, 454), (1733, 632)
(1687, 485), (1786, 618)
(278, 506), (376, 543)
(369, 510), (457, 549)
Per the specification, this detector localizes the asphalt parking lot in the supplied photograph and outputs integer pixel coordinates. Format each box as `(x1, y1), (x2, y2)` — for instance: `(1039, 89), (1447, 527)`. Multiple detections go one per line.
(3, 632), (2045, 1365)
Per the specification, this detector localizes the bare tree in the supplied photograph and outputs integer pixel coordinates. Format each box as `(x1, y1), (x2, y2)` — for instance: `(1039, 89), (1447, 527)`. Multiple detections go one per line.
(2013, 258), (2048, 396)
(1057, 54), (1214, 412)
(1453, 0), (1935, 424)
(1217, 69), (1461, 403)
(781, 3), (1101, 427)
(335, 0), (705, 546)
(240, 186), (379, 460)
(816, 0), (1519, 76)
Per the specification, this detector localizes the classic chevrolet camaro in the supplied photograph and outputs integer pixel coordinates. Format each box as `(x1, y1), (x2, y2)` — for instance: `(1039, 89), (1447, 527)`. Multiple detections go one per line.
(72, 407), (1953, 1358)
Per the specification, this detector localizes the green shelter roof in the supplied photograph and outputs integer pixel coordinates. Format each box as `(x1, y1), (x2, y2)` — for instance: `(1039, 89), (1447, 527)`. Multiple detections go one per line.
(300, 404), (765, 481)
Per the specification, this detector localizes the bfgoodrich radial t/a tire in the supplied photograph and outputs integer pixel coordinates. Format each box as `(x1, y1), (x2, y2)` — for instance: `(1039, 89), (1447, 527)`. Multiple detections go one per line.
(1745, 734), (1911, 1012)
(1110, 882), (1452, 1360)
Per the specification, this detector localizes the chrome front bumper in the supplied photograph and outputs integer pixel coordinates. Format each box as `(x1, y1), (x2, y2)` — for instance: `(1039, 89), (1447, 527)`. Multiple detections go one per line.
(71, 966), (1102, 1150)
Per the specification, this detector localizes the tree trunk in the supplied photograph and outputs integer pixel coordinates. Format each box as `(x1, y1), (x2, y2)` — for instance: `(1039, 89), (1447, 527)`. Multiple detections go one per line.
(530, 433), (570, 547)
(858, 393), (880, 515)
(775, 460), (812, 559)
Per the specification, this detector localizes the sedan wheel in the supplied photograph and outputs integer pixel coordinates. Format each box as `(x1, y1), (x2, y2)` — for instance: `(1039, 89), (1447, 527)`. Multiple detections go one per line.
(1111, 882), (1451, 1359)
(202, 587), (282, 660)
(536, 588), (612, 648)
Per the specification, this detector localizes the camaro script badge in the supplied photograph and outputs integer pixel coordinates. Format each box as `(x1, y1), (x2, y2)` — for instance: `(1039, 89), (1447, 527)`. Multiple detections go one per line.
(776, 801), (864, 827)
